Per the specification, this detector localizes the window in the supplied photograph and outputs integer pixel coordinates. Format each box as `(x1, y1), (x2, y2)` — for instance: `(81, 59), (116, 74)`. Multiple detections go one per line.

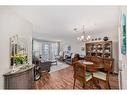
(33, 40), (59, 61)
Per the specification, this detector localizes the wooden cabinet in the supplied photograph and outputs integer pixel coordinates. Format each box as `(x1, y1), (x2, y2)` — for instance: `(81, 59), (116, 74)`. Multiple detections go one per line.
(3, 65), (34, 89)
(86, 41), (112, 58)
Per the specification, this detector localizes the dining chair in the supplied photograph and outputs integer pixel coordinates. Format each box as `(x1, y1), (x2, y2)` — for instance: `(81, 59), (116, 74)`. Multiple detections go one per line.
(90, 56), (98, 63)
(72, 54), (80, 66)
(93, 58), (113, 89)
(73, 62), (93, 89)
(84, 55), (91, 61)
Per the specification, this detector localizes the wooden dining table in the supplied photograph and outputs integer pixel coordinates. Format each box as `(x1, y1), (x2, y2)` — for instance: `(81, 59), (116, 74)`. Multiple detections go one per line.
(78, 60), (104, 89)
(78, 60), (104, 72)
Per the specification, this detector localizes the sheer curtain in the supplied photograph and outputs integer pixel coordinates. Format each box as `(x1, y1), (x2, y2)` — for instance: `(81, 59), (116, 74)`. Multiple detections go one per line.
(33, 40), (59, 61)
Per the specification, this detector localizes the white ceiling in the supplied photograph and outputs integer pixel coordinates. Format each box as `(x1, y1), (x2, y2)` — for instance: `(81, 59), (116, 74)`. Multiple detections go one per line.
(11, 6), (120, 41)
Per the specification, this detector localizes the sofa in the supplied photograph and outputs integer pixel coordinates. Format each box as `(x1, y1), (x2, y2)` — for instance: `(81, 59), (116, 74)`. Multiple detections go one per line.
(64, 53), (72, 65)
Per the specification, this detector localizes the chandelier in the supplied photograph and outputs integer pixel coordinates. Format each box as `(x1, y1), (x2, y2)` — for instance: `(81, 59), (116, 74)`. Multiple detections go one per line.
(74, 25), (90, 42)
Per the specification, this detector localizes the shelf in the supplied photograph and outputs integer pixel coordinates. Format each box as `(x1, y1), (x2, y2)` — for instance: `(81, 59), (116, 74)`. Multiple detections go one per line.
(104, 52), (111, 54)
(97, 52), (103, 54)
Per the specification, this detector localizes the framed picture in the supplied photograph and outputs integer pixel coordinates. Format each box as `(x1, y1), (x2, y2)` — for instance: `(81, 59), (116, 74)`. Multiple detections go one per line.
(121, 13), (126, 55)
(81, 47), (84, 51)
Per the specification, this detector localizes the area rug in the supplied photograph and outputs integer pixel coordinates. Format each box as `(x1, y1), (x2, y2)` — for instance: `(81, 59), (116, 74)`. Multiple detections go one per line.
(50, 61), (69, 73)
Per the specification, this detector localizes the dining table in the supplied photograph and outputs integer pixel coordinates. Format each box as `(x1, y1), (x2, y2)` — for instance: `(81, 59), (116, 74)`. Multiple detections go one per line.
(78, 60), (104, 72)
(78, 60), (104, 89)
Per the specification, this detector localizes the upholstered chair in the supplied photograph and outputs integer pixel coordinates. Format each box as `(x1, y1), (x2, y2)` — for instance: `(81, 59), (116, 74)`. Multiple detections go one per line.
(73, 61), (92, 89)
(93, 58), (113, 89)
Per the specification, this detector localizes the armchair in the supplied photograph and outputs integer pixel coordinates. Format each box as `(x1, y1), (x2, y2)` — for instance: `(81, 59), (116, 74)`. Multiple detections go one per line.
(55, 51), (64, 61)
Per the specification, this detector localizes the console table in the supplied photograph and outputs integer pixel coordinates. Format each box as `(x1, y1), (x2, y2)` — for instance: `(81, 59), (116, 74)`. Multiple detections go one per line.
(3, 64), (34, 89)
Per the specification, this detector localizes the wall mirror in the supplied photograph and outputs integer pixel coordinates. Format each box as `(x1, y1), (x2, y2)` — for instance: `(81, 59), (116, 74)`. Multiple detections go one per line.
(10, 34), (28, 66)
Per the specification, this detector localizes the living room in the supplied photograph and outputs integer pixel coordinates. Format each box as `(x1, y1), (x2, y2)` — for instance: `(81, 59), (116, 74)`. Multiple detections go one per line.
(0, 6), (127, 90)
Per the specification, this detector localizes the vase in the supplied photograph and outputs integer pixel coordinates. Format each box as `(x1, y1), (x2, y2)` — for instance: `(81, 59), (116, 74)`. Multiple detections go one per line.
(103, 37), (108, 41)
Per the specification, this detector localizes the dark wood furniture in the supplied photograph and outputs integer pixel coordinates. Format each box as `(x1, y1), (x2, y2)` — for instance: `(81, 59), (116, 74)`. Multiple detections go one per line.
(86, 41), (112, 58)
(78, 59), (104, 89)
(78, 58), (113, 89)
(3, 65), (34, 89)
(72, 57), (79, 66)
(93, 58), (113, 89)
(66, 53), (83, 65)
(78, 60), (104, 71)
(84, 56), (114, 72)
(73, 61), (92, 89)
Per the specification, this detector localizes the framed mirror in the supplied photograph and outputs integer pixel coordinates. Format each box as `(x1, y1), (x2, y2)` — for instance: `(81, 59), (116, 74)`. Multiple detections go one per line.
(10, 34), (28, 66)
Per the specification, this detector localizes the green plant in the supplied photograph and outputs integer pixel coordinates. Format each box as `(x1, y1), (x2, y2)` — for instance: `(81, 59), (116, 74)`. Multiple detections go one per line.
(14, 54), (27, 65)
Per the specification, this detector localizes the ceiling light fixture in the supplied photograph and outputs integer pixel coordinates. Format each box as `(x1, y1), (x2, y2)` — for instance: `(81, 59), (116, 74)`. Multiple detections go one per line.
(74, 25), (90, 42)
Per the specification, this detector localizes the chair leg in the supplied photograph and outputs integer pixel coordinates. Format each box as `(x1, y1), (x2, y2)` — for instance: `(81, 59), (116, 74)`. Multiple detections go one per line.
(83, 83), (86, 89)
(93, 78), (101, 89)
(90, 80), (94, 89)
(105, 81), (110, 89)
(73, 78), (76, 89)
(108, 81), (111, 89)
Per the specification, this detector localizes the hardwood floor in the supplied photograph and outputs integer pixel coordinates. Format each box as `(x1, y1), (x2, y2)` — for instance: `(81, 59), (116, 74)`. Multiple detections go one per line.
(33, 66), (119, 89)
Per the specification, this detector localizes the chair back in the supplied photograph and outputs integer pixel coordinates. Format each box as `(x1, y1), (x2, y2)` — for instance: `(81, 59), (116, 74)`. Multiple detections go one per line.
(72, 57), (79, 62)
(103, 58), (113, 72)
(95, 57), (104, 67)
(72, 54), (80, 65)
(84, 55), (91, 61)
(90, 56), (98, 63)
(73, 62), (86, 82)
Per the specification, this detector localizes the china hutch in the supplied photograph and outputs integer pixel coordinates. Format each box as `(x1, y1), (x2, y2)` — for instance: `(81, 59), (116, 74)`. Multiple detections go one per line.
(86, 41), (112, 59)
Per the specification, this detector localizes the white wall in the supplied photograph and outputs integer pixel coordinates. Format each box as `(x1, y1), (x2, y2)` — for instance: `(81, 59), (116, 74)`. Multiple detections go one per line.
(61, 38), (85, 55)
(0, 7), (33, 89)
